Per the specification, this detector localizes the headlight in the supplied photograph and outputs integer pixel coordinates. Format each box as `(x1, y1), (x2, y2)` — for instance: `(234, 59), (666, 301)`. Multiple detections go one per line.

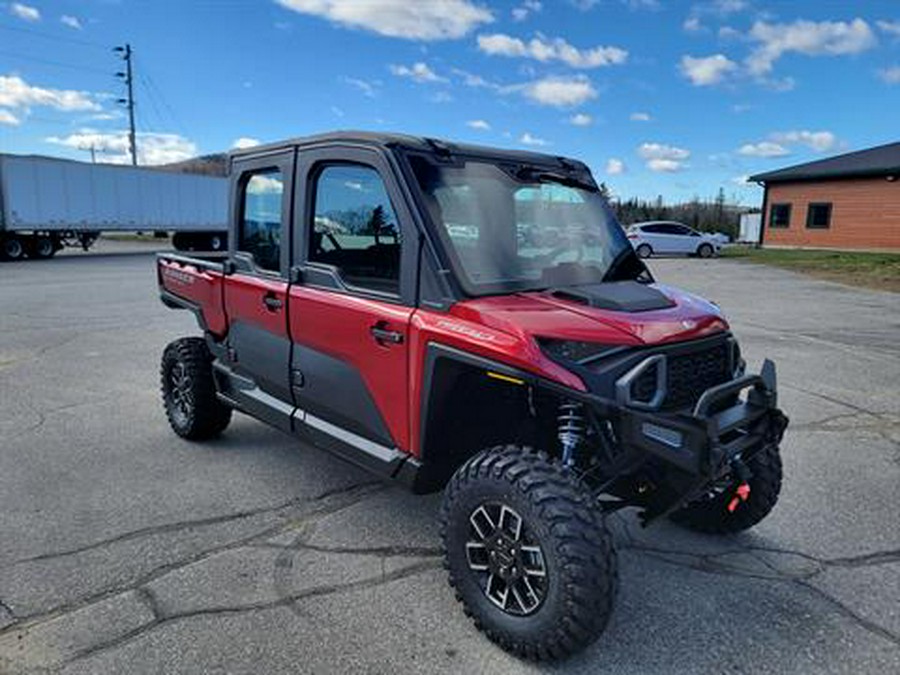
(537, 338), (619, 363)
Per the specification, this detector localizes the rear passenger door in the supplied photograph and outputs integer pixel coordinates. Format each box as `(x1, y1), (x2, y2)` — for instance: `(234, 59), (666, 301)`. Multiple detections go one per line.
(222, 151), (295, 419)
(288, 147), (418, 463)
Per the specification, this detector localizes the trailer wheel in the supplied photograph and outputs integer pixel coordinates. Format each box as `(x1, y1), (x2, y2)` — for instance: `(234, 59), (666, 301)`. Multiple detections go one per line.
(28, 236), (56, 259)
(2, 237), (25, 261)
(208, 234), (225, 252)
(161, 337), (232, 440)
(441, 446), (617, 661)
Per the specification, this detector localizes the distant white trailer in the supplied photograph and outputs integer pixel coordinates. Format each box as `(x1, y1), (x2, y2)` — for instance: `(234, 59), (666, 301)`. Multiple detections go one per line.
(739, 213), (762, 244)
(0, 153), (227, 260)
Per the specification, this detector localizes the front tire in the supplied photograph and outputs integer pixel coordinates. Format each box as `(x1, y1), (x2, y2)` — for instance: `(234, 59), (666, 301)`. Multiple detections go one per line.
(161, 337), (232, 440)
(671, 444), (783, 534)
(441, 446), (617, 661)
(697, 242), (714, 258)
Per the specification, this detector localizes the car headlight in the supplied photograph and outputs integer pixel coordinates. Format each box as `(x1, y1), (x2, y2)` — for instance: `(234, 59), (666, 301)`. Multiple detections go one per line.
(537, 338), (620, 363)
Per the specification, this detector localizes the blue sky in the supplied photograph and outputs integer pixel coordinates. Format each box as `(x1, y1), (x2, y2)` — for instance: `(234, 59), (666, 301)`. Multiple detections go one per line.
(1, 0), (899, 204)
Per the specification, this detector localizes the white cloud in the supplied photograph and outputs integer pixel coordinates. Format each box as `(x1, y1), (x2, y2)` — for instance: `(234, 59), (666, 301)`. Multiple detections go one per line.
(710, 0), (747, 14)
(718, 25), (740, 39)
(343, 76), (379, 97)
(606, 158), (625, 175)
(746, 18), (877, 76)
(477, 33), (627, 68)
(877, 20), (900, 37)
(731, 174), (752, 187)
(60, 15), (82, 30)
(518, 75), (598, 107)
(770, 130), (837, 152)
(738, 130), (838, 157)
(0, 74), (100, 112)
(512, 0), (541, 21)
(520, 132), (549, 146)
(568, 112), (593, 126)
(453, 68), (501, 90)
(466, 119), (491, 130)
(638, 143), (691, 172)
(630, 111), (651, 121)
(274, 0), (493, 40)
(679, 54), (738, 85)
(683, 17), (703, 33)
(738, 141), (789, 157)
(879, 65), (900, 84)
(46, 130), (198, 165)
(0, 109), (21, 125)
(232, 137), (261, 149)
(389, 62), (447, 83)
(10, 3), (40, 22)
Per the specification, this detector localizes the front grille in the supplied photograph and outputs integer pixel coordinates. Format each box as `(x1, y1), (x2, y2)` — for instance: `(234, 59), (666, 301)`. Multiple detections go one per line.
(636, 342), (730, 411)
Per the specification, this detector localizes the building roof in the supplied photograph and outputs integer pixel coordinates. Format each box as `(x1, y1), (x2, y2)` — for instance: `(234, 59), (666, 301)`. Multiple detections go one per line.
(749, 141), (900, 184)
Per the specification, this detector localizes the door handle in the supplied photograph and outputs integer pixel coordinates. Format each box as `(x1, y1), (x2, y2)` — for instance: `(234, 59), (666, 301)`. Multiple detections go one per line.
(263, 293), (283, 311)
(370, 323), (404, 345)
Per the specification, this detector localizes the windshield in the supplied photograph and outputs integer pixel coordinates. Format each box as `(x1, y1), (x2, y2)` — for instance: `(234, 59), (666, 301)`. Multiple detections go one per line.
(407, 155), (643, 295)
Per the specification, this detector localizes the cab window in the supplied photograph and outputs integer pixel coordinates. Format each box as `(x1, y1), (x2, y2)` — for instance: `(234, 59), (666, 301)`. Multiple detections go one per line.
(238, 169), (283, 272)
(309, 164), (401, 295)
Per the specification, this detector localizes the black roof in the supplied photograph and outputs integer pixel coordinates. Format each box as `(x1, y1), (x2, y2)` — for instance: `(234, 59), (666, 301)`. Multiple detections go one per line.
(749, 141), (900, 183)
(228, 129), (586, 170)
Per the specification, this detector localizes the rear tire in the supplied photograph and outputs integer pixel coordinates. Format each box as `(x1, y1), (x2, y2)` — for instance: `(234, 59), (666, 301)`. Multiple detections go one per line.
(670, 444), (782, 534)
(441, 446), (617, 661)
(161, 337), (232, 440)
(208, 234), (225, 251)
(2, 237), (25, 261)
(697, 243), (714, 258)
(28, 236), (56, 259)
(636, 243), (652, 259)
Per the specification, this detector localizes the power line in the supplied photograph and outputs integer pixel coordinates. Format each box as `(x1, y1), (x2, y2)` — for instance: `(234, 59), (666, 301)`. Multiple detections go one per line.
(0, 21), (109, 50)
(0, 49), (110, 75)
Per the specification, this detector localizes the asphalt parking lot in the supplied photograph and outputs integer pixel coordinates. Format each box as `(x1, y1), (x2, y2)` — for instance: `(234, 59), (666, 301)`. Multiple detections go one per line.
(1, 247), (898, 674)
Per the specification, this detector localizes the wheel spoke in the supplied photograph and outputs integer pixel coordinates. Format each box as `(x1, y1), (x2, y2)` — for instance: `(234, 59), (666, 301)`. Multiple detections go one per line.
(465, 542), (490, 571)
(486, 574), (509, 611)
(469, 505), (496, 541)
(519, 545), (546, 577)
(499, 505), (523, 541)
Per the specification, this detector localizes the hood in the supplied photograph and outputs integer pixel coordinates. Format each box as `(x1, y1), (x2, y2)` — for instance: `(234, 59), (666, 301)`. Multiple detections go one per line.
(449, 283), (728, 347)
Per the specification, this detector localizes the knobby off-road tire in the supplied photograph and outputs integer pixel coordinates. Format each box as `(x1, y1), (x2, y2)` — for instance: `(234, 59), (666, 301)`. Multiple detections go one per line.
(440, 446), (617, 661)
(671, 444), (783, 534)
(161, 337), (232, 440)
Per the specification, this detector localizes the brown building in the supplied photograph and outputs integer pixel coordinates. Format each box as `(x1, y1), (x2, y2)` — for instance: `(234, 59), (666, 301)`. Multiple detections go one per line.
(750, 142), (900, 251)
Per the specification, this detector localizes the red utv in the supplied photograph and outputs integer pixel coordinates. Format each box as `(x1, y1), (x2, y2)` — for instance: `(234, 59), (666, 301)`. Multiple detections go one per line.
(157, 132), (788, 660)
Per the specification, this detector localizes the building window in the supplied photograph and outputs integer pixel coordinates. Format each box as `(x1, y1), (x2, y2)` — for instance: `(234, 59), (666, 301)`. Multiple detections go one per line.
(806, 202), (832, 229)
(769, 203), (791, 228)
(238, 169), (283, 272)
(310, 164), (401, 295)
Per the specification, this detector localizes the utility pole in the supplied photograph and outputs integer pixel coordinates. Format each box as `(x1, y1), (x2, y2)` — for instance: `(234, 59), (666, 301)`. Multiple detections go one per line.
(114, 43), (137, 166)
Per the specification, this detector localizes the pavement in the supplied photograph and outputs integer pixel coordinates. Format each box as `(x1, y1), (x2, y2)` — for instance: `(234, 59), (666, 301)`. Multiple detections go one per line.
(0, 247), (898, 674)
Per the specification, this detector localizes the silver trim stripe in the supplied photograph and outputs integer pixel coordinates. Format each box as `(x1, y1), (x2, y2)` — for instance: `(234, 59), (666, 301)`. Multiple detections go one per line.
(300, 409), (401, 463)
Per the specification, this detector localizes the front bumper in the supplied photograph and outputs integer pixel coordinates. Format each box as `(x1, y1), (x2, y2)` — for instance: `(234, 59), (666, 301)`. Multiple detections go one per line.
(611, 358), (788, 479)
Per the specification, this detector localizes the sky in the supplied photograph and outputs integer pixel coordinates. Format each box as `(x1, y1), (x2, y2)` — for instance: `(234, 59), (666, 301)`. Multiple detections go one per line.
(1, 0), (899, 205)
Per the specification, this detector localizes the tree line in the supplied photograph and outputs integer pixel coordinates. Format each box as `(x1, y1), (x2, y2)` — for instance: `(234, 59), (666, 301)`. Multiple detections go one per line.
(599, 184), (756, 239)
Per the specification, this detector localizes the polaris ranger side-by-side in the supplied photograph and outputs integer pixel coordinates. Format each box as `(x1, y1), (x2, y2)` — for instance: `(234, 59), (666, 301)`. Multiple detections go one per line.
(157, 132), (788, 660)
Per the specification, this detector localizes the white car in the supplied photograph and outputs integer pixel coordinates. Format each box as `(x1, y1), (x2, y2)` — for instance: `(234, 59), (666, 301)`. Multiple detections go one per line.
(626, 221), (721, 259)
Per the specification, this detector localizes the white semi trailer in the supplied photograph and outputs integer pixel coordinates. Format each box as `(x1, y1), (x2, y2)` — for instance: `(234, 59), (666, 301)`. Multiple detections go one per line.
(0, 153), (227, 260)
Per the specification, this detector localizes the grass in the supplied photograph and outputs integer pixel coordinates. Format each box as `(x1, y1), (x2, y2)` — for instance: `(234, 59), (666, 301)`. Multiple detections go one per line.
(722, 246), (900, 292)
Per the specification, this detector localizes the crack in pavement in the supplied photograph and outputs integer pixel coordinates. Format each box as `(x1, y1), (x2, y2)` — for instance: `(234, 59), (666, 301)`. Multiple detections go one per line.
(13, 482), (384, 566)
(615, 518), (900, 647)
(0, 482), (386, 632)
(65, 559), (441, 667)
